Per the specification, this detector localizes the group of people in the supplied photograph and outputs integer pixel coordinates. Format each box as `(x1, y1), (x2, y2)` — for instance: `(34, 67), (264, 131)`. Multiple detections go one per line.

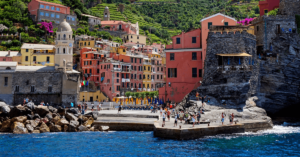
(221, 112), (235, 125)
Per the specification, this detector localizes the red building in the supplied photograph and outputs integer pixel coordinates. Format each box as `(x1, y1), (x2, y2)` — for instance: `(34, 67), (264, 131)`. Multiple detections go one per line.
(259, 0), (280, 16)
(159, 28), (203, 103)
(101, 21), (139, 35)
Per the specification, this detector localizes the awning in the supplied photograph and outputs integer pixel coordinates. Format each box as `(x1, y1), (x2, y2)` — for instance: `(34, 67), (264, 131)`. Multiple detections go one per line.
(216, 53), (252, 57)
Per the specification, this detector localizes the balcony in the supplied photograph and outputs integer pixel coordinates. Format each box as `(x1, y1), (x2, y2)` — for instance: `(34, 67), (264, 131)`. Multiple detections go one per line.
(33, 50), (54, 54)
(58, 37), (73, 40)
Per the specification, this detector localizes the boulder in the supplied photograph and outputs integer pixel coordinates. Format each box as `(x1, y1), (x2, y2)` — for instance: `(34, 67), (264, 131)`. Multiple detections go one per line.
(25, 120), (38, 128)
(45, 113), (53, 121)
(83, 117), (94, 128)
(49, 123), (62, 132)
(88, 127), (94, 131)
(0, 122), (2, 128)
(94, 129), (100, 131)
(33, 114), (40, 119)
(34, 118), (41, 125)
(26, 102), (35, 110)
(26, 124), (34, 132)
(41, 118), (49, 124)
(51, 116), (61, 125)
(78, 115), (88, 122)
(0, 119), (11, 132)
(12, 122), (28, 134)
(32, 130), (40, 133)
(65, 112), (78, 121)
(48, 106), (57, 113)
(9, 106), (31, 118)
(63, 125), (68, 132)
(0, 102), (11, 114)
(39, 122), (50, 133)
(35, 106), (49, 117)
(57, 107), (66, 116)
(67, 108), (81, 115)
(78, 125), (88, 132)
(100, 126), (109, 131)
(11, 116), (27, 123)
(27, 114), (34, 120)
(58, 118), (69, 126)
(85, 112), (98, 120)
(68, 120), (79, 132)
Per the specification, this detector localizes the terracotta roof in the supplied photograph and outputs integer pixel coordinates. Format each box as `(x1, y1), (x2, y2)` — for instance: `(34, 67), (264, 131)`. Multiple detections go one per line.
(200, 13), (236, 22)
(36, 0), (68, 7)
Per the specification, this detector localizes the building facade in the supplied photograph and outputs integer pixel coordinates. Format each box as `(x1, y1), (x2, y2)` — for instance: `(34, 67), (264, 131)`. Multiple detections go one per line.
(259, 0), (280, 16)
(21, 44), (55, 66)
(81, 14), (101, 26)
(159, 29), (203, 103)
(101, 21), (139, 35)
(122, 34), (147, 45)
(0, 51), (21, 63)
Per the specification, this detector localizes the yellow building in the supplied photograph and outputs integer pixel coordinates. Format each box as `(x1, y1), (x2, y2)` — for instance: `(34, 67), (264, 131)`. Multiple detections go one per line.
(78, 39), (95, 49)
(79, 90), (108, 102)
(117, 46), (127, 55)
(122, 34), (147, 45)
(21, 43), (55, 66)
(143, 58), (151, 90)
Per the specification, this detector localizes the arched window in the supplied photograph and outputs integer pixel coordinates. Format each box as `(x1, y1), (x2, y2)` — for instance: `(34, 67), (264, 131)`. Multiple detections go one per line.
(69, 35), (71, 39)
(63, 48), (65, 54)
(57, 48), (59, 54)
(63, 34), (66, 39)
(6, 67), (11, 70)
(58, 34), (60, 39)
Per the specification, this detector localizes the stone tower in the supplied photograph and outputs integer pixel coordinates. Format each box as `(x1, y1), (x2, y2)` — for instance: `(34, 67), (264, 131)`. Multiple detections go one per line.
(103, 6), (110, 21)
(55, 19), (74, 72)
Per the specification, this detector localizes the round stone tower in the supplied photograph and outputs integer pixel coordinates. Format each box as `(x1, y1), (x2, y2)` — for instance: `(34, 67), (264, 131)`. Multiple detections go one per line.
(103, 6), (110, 21)
(55, 19), (74, 72)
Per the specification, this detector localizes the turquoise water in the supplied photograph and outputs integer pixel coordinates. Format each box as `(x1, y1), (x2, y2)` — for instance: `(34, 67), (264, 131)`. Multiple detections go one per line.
(0, 125), (300, 157)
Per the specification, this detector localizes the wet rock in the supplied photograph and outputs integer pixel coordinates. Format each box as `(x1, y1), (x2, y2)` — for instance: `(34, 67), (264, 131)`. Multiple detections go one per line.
(0, 102), (11, 114)
(49, 123), (62, 132)
(33, 114), (40, 119)
(26, 124), (34, 132)
(32, 130), (40, 133)
(11, 116), (27, 123)
(51, 116), (60, 125)
(63, 125), (68, 132)
(45, 113), (53, 121)
(68, 120), (79, 132)
(65, 112), (78, 122)
(78, 125), (88, 132)
(9, 106), (31, 118)
(57, 107), (66, 116)
(25, 120), (38, 128)
(12, 122), (28, 134)
(67, 108), (80, 115)
(0, 119), (11, 132)
(48, 106), (57, 113)
(39, 122), (50, 133)
(58, 118), (69, 126)
(35, 106), (49, 117)
(88, 127), (94, 131)
(83, 117), (94, 128)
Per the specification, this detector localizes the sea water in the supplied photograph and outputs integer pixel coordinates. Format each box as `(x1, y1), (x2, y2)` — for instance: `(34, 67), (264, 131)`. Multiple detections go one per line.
(0, 125), (299, 157)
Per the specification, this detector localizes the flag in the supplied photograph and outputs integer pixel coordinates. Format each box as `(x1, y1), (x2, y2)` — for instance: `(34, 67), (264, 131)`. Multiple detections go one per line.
(86, 81), (89, 86)
(81, 82), (84, 86)
(83, 81), (86, 85)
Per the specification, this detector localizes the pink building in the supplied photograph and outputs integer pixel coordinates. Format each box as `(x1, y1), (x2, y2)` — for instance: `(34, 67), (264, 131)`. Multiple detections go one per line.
(101, 21), (139, 35)
(129, 56), (144, 91)
(0, 51), (20, 62)
(259, 0), (280, 16)
(200, 13), (237, 67)
(159, 28), (203, 103)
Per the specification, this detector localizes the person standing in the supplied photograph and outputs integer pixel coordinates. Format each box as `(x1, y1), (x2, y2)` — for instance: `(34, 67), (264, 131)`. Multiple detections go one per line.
(25, 97), (29, 105)
(46, 103), (49, 109)
(231, 113), (234, 125)
(192, 115), (196, 127)
(200, 96), (206, 107)
(150, 105), (153, 113)
(197, 112), (201, 125)
(196, 92), (199, 101)
(167, 109), (171, 121)
(71, 102), (74, 108)
(160, 107), (163, 116)
(98, 103), (102, 111)
(162, 111), (166, 126)
(221, 112), (226, 125)
(23, 99), (26, 106)
(174, 113), (178, 127)
(118, 105), (122, 114)
(91, 102), (95, 111)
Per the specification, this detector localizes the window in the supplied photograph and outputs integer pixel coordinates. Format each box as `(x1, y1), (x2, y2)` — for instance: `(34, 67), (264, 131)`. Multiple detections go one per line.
(257, 26), (259, 31)
(90, 61), (92, 65)
(15, 85), (19, 92)
(89, 69), (92, 73)
(46, 57), (50, 62)
(264, 9), (268, 14)
(143, 84), (145, 88)
(131, 74), (133, 79)
(143, 75), (145, 79)
(208, 22), (212, 29)
(139, 74), (142, 79)
(170, 53), (174, 60)
(157, 67), (159, 71)
(85, 69), (87, 73)
(121, 74), (124, 78)
(135, 58), (137, 63)
(122, 82), (125, 87)
(224, 22), (228, 26)
(137, 36), (139, 39)
(135, 74), (136, 79)
(117, 86), (120, 91)
(131, 83), (133, 88)
(26, 49), (28, 52)
(25, 56), (28, 61)
(192, 68), (197, 77)
(40, 4), (44, 8)
(45, 13), (49, 17)
(48, 86), (52, 92)
(131, 58), (133, 63)
(30, 86), (35, 92)
(51, 6), (55, 10)
(192, 37), (196, 43)
(139, 84), (141, 88)
(51, 13), (54, 17)
(97, 69), (99, 73)
(116, 73), (119, 77)
(139, 59), (141, 64)
(67, 17), (70, 20)
(176, 38), (180, 44)
(33, 56), (36, 62)
(192, 52), (197, 60)
(56, 21), (59, 24)
(56, 14), (60, 18)
(161, 75), (163, 79)
(199, 69), (202, 77)
(161, 67), (163, 71)
(157, 75), (159, 79)
(4, 77), (8, 86)
(148, 67), (150, 71)
(40, 12), (44, 16)
(168, 68), (177, 78)
(72, 18), (75, 21)
(201, 52), (202, 59)
(56, 7), (60, 11)
(46, 5), (49, 9)
(144, 66), (146, 70)
(117, 79), (119, 83)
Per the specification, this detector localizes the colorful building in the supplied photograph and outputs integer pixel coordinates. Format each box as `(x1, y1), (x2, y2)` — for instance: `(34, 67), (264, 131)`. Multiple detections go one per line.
(79, 90), (107, 102)
(28, 0), (76, 25)
(200, 13), (237, 67)
(0, 51), (21, 64)
(122, 34), (147, 45)
(259, 0), (280, 16)
(20, 43), (55, 66)
(159, 28), (203, 103)
(101, 21), (139, 35)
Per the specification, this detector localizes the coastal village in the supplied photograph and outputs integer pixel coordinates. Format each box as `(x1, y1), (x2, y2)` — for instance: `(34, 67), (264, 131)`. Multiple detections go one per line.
(0, 0), (299, 140)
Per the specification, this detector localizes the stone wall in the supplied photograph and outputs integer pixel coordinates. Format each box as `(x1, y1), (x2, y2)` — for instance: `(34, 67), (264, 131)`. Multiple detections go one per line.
(252, 15), (296, 51)
(278, 0), (300, 16)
